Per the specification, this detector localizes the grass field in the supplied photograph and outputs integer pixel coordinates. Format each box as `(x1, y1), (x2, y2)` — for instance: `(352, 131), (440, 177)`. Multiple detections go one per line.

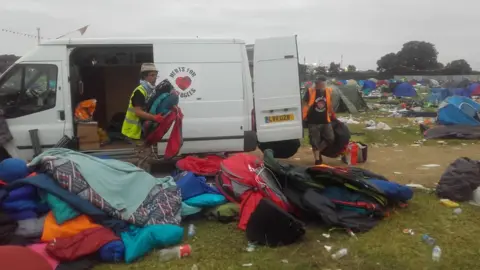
(96, 112), (480, 270)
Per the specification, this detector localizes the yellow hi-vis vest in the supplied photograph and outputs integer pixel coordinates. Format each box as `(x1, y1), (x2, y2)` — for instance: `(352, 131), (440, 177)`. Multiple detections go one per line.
(121, 85), (147, 140)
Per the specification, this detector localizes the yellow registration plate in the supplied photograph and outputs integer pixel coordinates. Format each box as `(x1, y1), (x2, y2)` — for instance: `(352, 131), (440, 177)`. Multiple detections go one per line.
(265, 114), (294, 123)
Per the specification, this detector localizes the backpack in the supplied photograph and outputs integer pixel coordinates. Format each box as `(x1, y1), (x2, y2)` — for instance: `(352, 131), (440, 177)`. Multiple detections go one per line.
(263, 149), (391, 232)
(215, 153), (291, 230)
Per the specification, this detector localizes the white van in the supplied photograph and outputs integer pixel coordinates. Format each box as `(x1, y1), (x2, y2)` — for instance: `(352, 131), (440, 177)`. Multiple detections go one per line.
(0, 36), (303, 161)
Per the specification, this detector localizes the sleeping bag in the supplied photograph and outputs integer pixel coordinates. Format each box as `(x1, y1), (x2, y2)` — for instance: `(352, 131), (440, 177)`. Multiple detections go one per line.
(322, 119), (351, 158)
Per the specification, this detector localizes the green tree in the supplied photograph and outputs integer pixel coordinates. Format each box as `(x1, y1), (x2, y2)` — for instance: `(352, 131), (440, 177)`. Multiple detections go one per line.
(396, 41), (439, 70)
(314, 65), (328, 76)
(376, 53), (399, 73)
(347, 65), (357, 72)
(328, 62), (341, 76)
(444, 59), (472, 75)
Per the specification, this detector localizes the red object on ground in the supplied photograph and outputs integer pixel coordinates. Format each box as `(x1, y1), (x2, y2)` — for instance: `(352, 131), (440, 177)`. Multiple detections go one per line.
(176, 155), (224, 176)
(216, 153), (291, 230)
(46, 227), (119, 261)
(0, 246), (52, 270)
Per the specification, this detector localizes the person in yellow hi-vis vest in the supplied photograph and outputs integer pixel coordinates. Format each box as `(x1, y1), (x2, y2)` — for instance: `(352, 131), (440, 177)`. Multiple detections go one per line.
(302, 76), (336, 165)
(122, 63), (165, 171)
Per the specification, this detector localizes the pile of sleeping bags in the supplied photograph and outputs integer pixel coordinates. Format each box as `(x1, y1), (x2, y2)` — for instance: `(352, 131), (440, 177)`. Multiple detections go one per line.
(214, 150), (413, 247)
(0, 149), (234, 269)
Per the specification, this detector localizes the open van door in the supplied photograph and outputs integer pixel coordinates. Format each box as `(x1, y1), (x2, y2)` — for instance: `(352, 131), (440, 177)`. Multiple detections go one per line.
(253, 35), (303, 143)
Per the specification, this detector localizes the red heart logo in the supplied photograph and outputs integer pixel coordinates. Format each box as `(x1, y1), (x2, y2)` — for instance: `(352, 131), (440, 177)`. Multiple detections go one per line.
(175, 76), (192, 91)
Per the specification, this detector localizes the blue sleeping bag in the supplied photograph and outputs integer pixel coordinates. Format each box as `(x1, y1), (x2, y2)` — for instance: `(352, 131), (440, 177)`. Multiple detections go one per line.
(368, 179), (413, 202)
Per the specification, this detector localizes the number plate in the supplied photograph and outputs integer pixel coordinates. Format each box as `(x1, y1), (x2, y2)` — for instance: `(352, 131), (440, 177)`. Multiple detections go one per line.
(265, 114), (294, 123)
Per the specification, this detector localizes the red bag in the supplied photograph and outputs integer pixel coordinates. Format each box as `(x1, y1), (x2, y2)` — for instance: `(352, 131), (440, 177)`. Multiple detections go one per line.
(342, 142), (368, 165)
(215, 153), (291, 230)
(46, 227), (119, 261)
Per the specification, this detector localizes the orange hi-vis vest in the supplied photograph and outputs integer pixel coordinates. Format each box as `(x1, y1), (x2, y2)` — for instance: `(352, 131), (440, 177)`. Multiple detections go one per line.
(302, 87), (334, 122)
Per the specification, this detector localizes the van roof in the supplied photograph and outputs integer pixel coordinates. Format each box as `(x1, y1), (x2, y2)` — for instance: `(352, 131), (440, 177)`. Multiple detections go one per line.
(41, 37), (246, 46)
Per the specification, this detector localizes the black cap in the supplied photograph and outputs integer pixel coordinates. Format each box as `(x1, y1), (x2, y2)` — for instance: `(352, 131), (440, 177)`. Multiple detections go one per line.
(315, 76), (327, 82)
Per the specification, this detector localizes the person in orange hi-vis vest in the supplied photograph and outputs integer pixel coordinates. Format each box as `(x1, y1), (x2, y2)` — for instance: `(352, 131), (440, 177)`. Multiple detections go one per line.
(302, 76), (336, 165)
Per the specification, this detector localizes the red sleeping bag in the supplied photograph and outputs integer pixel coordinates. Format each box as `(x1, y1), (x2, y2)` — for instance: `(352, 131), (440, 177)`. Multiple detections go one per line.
(176, 155), (224, 176)
(215, 153), (291, 230)
(144, 107), (184, 159)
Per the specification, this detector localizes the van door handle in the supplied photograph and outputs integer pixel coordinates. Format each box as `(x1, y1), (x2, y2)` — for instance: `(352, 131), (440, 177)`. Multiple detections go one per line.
(58, 110), (65, 121)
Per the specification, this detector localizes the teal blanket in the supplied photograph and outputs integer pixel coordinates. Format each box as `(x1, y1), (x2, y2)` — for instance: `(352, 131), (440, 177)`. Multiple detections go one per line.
(30, 148), (176, 218)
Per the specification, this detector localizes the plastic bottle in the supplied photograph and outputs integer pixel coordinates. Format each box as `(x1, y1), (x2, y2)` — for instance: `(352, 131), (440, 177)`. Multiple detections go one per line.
(432, 246), (442, 262)
(422, 234), (435, 246)
(331, 248), (348, 260)
(188, 224), (196, 238)
(158, 245), (192, 262)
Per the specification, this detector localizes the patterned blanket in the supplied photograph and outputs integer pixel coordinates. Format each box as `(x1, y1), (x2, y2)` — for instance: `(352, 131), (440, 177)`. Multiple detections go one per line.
(41, 158), (182, 226)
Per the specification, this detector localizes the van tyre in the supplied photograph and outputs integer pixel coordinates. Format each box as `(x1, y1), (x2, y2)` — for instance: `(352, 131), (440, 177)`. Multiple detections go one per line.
(258, 139), (300, 159)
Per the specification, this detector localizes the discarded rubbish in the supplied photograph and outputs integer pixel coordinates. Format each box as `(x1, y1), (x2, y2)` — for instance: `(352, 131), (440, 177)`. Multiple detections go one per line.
(348, 230), (358, 240)
(422, 164), (441, 168)
(432, 246), (442, 262)
(440, 199), (460, 208)
(294, 158), (301, 161)
(281, 259), (289, 264)
(242, 263), (253, 267)
(406, 184), (432, 192)
(365, 121), (392, 130)
(402, 228), (414, 235)
(453, 208), (462, 215)
(437, 141), (447, 145)
(324, 245), (332, 252)
(188, 224), (196, 238)
(331, 248), (348, 260)
(422, 234), (436, 246)
(191, 264), (199, 270)
(246, 242), (256, 252)
(322, 233), (331, 239)
(394, 172), (402, 175)
(158, 244), (192, 262)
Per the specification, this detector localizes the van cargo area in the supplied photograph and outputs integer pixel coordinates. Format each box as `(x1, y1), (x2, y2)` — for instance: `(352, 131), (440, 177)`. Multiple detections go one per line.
(69, 46), (154, 156)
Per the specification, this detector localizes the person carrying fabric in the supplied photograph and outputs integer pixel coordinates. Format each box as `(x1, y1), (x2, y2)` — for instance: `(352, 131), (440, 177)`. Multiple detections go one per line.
(302, 76), (336, 165)
(121, 63), (167, 171)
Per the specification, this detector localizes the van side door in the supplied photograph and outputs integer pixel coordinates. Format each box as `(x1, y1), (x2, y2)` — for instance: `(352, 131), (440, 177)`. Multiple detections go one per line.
(0, 62), (65, 160)
(253, 35), (303, 143)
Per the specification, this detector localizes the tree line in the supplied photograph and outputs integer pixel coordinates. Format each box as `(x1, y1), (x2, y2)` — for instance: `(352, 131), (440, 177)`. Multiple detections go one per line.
(299, 40), (477, 81)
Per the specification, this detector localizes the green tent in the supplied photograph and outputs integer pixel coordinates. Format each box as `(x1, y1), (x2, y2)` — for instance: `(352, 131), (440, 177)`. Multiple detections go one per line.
(330, 84), (368, 113)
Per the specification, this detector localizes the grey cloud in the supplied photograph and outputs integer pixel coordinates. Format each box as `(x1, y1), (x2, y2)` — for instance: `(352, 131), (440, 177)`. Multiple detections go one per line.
(0, 0), (479, 69)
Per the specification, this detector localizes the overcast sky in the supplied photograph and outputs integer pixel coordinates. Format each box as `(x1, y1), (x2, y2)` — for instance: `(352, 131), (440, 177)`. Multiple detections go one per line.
(0, 0), (478, 70)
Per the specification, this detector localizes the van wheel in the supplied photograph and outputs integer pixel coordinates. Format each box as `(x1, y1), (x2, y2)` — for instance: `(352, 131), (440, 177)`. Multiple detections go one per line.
(258, 139), (300, 159)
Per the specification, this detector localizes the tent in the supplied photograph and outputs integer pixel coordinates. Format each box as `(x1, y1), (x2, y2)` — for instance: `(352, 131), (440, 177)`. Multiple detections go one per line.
(362, 80), (377, 95)
(331, 85), (368, 113)
(468, 83), (480, 96)
(427, 88), (450, 104)
(437, 96), (480, 126)
(393, 82), (416, 97)
(448, 88), (470, 97)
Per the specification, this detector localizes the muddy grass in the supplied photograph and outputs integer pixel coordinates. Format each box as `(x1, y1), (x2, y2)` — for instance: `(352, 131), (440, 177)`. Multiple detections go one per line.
(96, 113), (480, 270)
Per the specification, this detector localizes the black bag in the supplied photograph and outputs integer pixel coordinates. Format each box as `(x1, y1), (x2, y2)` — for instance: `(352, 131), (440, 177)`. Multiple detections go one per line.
(246, 199), (305, 247)
(322, 119), (351, 158)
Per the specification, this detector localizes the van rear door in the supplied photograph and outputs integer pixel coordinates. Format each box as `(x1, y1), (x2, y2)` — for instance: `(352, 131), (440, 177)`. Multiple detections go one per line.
(253, 35), (303, 143)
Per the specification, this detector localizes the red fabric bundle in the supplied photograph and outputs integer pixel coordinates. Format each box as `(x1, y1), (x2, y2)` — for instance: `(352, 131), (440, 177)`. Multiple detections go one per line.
(176, 155), (224, 176)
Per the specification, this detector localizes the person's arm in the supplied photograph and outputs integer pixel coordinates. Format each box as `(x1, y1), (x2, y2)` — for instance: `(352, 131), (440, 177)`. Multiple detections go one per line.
(131, 92), (156, 121)
(302, 90), (309, 107)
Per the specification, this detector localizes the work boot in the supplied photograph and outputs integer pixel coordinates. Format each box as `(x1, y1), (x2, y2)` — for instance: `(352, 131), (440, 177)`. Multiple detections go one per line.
(315, 158), (323, 165)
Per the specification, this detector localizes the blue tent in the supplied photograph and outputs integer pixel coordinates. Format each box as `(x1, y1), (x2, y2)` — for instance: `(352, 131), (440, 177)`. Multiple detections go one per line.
(427, 88), (450, 104)
(438, 96), (480, 126)
(449, 88), (471, 97)
(393, 83), (416, 97)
